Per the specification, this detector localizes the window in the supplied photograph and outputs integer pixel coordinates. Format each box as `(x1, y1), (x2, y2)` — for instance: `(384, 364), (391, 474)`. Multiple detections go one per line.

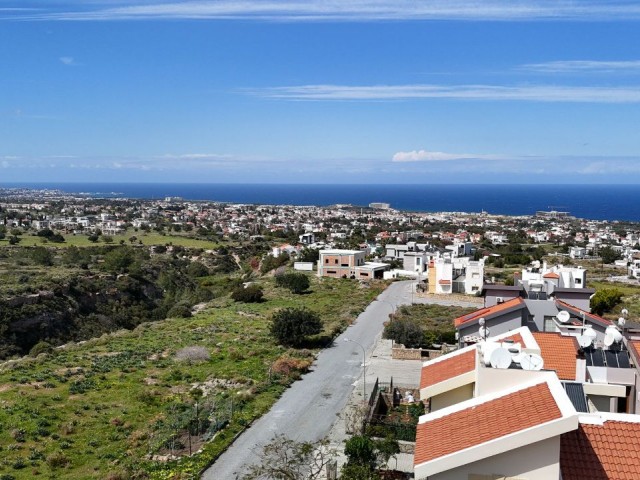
(544, 316), (556, 332)
(575, 278), (582, 284)
(327, 270), (336, 274)
(341, 263), (349, 267)
(325, 259), (329, 264)
(334, 259), (338, 264)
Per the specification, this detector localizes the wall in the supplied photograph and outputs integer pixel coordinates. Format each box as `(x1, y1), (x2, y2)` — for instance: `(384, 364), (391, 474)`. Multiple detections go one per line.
(459, 312), (523, 341)
(430, 383), (474, 412)
(427, 436), (561, 480)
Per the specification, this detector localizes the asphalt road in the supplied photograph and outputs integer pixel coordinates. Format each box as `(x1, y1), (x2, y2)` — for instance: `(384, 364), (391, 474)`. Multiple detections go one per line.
(202, 280), (415, 479)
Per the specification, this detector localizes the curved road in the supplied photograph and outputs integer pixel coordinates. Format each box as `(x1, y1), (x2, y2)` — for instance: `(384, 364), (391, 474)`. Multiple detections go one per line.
(203, 280), (415, 479)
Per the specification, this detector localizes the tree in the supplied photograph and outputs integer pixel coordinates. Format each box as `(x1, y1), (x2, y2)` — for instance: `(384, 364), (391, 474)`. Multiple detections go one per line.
(599, 246), (622, 265)
(29, 246), (53, 266)
(590, 288), (623, 316)
(242, 434), (335, 480)
(270, 308), (322, 347)
(275, 272), (311, 294)
(382, 318), (424, 348)
(344, 435), (377, 469)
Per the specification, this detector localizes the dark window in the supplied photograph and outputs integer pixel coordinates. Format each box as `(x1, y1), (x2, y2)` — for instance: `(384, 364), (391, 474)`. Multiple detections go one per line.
(335, 259), (338, 264)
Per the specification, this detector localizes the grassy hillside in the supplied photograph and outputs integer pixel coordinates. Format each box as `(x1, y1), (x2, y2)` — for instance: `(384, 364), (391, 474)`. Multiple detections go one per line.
(0, 275), (385, 479)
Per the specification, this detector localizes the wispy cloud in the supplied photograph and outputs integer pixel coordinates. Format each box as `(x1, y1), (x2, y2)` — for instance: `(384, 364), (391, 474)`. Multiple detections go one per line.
(521, 60), (640, 73)
(392, 150), (508, 162)
(255, 83), (640, 103)
(6, 1), (640, 22)
(59, 56), (77, 66)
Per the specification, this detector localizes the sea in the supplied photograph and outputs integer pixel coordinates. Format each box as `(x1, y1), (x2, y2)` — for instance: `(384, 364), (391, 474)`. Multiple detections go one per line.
(2, 183), (640, 222)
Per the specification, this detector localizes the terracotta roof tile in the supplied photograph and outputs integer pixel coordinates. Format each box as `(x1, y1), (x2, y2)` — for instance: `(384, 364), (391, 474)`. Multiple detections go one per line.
(561, 421), (640, 480)
(454, 297), (525, 328)
(439, 279), (452, 285)
(628, 341), (640, 366)
(544, 272), (561, 279)
(415, 383), (562, 466)
(421, 349), (475, 389)
(555, 300), (612, 327)
(532, 332), (578, 380)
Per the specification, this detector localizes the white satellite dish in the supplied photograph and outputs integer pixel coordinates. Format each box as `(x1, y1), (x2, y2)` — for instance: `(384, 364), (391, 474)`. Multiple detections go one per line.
(604, 333), (615, 348)
(584, 325), (597, 341)
(557, 311), (571, 324)
(520, 353), (544, 371)
(618, 317), (626, 328)
(490, 348), (513, 369)
(622, 308), (629, 316)
(512, 353), (525, 364)
(481, 341), (500, 366)
(578, 335), (593, 348)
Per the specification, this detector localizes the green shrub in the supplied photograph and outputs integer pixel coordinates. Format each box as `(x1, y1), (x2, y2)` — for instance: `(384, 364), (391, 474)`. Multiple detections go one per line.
(275, 272), (310, 294)
(270, 307), (322, 347)
(231, 284), (264, 303)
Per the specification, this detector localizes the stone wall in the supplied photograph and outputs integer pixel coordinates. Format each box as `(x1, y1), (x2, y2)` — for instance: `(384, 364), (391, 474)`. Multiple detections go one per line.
(391, 345), (445, 361)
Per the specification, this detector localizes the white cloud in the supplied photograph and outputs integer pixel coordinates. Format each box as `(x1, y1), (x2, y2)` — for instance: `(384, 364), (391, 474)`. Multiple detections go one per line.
(521, 60), (640, 73)
(9, 1), (640, 22)
(256, 83), (640, 103)
(392, 150), (507, 162)
(59, 56), (76, 65)
(1, 160), (9, 168)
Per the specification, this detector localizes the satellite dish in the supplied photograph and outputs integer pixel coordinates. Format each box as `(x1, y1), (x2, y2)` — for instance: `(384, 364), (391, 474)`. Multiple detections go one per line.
(622, 308), (629, 316)
(479, 326), (490, 340)
(512, 353), (525, 364)
(520, 353), (544, 371)
(618, 317), (626, 328)
(604, 333), (615, 348)
(490, 348), (513, 369)
(584, 325), (597, 341)
(578, 335), (593, 348)
(557, 311), (571, 324)
(481, 342), (500, 366)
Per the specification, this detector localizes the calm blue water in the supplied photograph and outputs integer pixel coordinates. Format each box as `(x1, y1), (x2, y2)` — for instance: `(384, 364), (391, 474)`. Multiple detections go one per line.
(2, 183), (639, 222)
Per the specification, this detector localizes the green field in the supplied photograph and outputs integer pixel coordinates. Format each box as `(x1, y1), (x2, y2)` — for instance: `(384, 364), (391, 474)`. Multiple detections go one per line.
(0, 230), (220, 249)
(0, 275), (385, 479)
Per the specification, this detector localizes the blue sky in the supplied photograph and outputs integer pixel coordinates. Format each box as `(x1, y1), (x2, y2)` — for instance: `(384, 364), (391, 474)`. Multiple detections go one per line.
(2, 1), (640, 184)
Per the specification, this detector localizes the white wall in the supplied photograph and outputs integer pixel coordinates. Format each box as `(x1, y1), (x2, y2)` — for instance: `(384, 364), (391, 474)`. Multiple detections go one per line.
(427, 437), (561, 480)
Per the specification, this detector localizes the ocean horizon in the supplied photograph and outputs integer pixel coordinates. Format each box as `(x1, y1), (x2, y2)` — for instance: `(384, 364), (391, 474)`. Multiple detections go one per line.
(2, 182), (639, 223)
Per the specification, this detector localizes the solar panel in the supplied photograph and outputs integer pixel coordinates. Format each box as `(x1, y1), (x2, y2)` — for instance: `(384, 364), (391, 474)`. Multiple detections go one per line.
(605, 350), (619, 368)
(617, 351), (631, 368)
(591, 350), (606, 367)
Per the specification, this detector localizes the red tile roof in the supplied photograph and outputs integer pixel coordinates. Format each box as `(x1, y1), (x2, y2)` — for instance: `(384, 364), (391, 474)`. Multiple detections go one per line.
(439, 279), (452, 285)
(532, 332), (578, 381)
(421, 349), (476, 389)
(544, 272), (560, 279)
(561, 421), (640, 480)
(628, 340), (640, 366)
(454, 297), (525, 328)
(555, 300), (612, 327)
(415, 383), (562, 466)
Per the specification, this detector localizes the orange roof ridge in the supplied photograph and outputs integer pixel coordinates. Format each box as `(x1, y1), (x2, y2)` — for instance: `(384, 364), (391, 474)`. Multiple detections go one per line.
(454, 297), (525, 327)
(415, 382), (563, 466)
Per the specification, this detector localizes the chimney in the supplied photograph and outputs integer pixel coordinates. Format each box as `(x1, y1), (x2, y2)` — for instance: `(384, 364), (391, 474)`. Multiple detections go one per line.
(576, 348), (587, 383)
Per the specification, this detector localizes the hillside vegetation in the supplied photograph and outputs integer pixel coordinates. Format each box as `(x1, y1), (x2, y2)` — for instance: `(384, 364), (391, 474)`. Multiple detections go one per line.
(0, 271), (384, 479)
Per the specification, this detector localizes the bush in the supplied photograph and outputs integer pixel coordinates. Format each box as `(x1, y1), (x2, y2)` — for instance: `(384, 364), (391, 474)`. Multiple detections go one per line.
(383, 318), (424, 348)
(29, 341), (53, 357)
(270, 308), (322, 347)
(175, 346), (210, 363)
(168, 304), (192, 318)
(231, 284), (264, 303)
(271, 356), (312, 378)
(275, 272), (310, 294)
(46, 451), (70, 468)
(590, 288), (623, 316)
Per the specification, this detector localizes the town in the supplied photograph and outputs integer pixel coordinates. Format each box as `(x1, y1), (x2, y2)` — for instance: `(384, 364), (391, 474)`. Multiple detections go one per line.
(1, 187), (640, 479)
